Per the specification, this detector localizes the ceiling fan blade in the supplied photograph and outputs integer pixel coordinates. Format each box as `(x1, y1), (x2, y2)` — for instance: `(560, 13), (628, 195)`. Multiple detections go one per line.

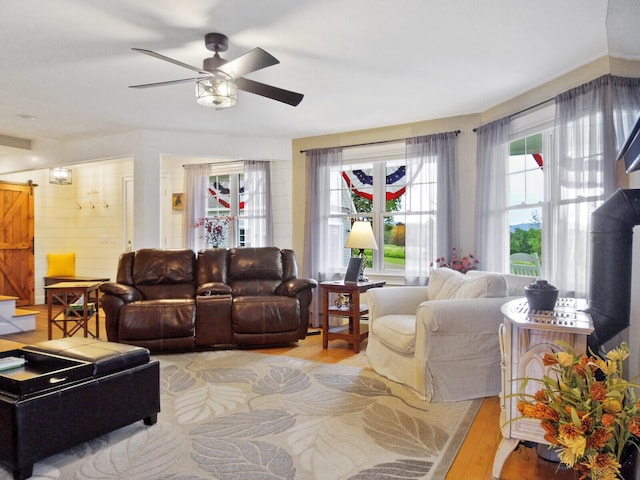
(217, 48), (279, 78)
(132, 48), (208, 75)
(235, 77), (303, 106)
(129, 77), (202, 89)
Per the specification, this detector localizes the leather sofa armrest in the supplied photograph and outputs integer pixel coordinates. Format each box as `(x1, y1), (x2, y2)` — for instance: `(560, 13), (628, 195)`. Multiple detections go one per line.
(197, 282), (233, 296)
(100, 282), (142, 303)
(276, 278), (318, 297)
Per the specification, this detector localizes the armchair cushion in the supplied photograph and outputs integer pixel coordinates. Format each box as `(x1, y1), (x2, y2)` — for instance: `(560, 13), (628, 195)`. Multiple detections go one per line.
(370, 314), (416, 354)
(427, 267), (507, 300)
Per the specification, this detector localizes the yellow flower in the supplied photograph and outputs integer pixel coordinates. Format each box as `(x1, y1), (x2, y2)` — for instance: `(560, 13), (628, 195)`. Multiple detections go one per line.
(558, 446), (579, 467)
(595, 358), (618, 376)
(603, 398), (623, 414)
(556, 351), (574, 368)
(560, 433), (587, 459)
(606, 343), (629, 363)
(581, 453), (621, 480)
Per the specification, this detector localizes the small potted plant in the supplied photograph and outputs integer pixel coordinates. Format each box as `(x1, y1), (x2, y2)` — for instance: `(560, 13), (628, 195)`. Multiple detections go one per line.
(430, 246), (479, 274)
(516, 341), (640, 479)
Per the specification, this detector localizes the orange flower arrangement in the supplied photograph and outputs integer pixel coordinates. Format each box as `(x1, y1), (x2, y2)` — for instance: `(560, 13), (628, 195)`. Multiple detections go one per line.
(516, 342), (640, 479)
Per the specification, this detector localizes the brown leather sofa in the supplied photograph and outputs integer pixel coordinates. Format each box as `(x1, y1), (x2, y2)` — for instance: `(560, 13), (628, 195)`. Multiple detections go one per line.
(99, 247), (317, 352)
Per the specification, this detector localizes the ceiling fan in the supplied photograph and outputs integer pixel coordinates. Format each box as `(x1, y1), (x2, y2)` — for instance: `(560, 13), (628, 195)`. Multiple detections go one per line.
(129, 32), (304, 109)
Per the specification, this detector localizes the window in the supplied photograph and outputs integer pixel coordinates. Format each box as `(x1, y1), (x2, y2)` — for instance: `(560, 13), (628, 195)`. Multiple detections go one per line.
(508, 133), (545, 259)
(327, 142), (417, 276)
(206, 172), (245, 247)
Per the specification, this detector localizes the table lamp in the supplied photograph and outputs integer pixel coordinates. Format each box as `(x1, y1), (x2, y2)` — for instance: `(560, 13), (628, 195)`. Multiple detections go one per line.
(345, 221), (378, 281)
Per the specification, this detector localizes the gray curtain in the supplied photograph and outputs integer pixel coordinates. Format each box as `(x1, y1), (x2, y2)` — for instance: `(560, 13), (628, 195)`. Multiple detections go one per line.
(612, 76), (640, 155)
(244, 160), (273, 247)
(474, 117), (511, 273)
(183, 163), (210, 251)
(405, 132), (459, 285)
(303, 147), (343, 326)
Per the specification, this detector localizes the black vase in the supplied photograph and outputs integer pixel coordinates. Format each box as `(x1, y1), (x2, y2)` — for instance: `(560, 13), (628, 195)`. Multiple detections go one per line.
(524, 279), (559, 311)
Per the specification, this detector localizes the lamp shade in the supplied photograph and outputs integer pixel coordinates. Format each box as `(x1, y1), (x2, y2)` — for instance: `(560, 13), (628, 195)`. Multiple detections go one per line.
(345, 221), (378, 250)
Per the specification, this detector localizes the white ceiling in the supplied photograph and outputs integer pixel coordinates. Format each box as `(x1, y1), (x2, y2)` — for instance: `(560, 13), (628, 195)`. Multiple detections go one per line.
(0, 0), (638, 147)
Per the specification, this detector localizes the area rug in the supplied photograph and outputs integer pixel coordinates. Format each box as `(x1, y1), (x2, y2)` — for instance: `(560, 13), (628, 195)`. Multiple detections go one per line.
(0, 351), (481, 480)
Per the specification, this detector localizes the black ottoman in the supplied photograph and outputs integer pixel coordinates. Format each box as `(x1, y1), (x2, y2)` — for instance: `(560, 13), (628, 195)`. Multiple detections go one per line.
(0, 338), (160, 480)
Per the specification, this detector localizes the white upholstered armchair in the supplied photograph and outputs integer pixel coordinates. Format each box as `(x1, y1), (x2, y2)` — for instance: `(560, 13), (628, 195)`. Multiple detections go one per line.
(365, 268), (533, 402)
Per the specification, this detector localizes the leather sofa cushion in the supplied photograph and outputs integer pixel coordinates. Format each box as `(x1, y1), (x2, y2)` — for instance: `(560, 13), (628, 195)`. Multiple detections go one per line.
(229, 247), (283, 281)
(427, 268), (507, 300)
(197, 248), (228, 285)
(232, 296), (299, 333)
(231, 279), (281, 297)
(119, 299), (195, 340)
(137, 283), (195, 300)
(132, 249), (196, 285)
(370, 314), (416, 354)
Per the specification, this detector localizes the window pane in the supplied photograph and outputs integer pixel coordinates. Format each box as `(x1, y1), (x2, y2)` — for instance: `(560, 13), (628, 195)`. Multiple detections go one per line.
(509, 170), (526, 206)
(341, 164), (374, 214)
(384, 161), (406, 213)
(383, 215), (405, 270)
(509, 207), (541, 256)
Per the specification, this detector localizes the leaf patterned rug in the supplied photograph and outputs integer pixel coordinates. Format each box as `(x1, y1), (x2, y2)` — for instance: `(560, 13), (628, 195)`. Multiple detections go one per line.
(0, 350), (481, 480)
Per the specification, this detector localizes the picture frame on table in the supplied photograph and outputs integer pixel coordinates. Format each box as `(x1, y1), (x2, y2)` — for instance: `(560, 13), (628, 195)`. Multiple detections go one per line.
(344, 257), (363, 284)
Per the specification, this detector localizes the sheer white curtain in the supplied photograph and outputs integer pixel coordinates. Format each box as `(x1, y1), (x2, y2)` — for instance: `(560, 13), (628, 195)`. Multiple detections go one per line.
(475, 117), (511, 273)
(405, 132), (458, 285)
(244, 160), (273, 247)
(183, 163), (211, 251)
(303, 147), (343, 326)
(546, 76), (618, 297)
(612, 76), (640, 154)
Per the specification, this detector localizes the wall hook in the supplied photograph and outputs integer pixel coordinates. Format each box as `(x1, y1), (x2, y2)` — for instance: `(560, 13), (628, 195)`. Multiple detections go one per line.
(89, 201), (95, 209)
(103, 200), (109, 208)
(76, 202), (82, 209)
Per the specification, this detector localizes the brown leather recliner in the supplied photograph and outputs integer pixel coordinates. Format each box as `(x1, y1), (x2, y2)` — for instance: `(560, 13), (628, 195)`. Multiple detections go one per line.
(100, 247), (317, 352)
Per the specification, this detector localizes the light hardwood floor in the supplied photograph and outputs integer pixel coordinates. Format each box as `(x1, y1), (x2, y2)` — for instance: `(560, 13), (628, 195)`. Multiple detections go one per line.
(0, 306), (575, 480)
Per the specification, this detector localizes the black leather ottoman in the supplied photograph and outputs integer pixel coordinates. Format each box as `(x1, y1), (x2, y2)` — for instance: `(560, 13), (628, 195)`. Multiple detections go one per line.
(0, 338), (160, 480)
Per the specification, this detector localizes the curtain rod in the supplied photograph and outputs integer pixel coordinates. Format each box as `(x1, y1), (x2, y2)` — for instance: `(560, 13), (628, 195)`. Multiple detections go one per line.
(299, 129), (461, 154)
(473, 97), (554, 133)
(182, 160), (244, 167)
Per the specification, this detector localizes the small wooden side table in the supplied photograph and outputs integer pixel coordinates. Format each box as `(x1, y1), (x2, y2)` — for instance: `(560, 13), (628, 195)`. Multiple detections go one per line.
(45, 281), (103, 340)
(43, 275), (109, 304)
(320, 280), (385, 353)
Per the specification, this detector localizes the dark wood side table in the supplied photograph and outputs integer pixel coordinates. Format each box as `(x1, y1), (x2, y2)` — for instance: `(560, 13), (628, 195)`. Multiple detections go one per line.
(320, 280), (385, 353)
(45, 281), (103, 340)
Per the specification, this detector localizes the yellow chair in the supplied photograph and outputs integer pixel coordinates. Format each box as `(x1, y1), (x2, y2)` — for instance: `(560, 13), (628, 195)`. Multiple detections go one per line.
(510, 252), (541, 277)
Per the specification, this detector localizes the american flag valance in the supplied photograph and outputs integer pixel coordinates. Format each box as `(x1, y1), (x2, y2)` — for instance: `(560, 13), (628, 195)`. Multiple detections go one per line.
(341, 166), (406, 201)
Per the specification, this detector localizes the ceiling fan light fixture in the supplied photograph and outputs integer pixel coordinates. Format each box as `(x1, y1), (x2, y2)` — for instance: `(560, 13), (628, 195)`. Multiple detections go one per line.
(196, 72), (237, 109)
